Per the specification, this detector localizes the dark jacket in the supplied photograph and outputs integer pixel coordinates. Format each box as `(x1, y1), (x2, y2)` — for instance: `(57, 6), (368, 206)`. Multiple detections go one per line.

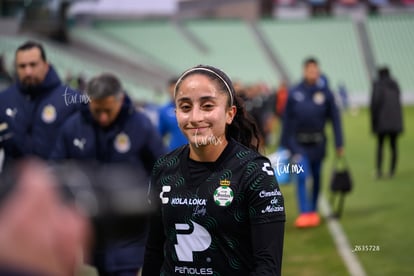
(0, 65), (82, 167)
(50, 95), (165, 173)
(281, 80), (343, 161)
(50, 95), (167, 272)
(370, 76), (403, 134)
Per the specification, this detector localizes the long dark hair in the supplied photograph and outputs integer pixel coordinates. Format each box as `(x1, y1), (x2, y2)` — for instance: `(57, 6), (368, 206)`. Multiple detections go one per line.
(175, 65), (262, 152)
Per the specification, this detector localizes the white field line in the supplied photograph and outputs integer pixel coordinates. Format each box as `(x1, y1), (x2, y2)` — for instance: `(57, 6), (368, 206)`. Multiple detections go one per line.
(320, 196), (367, 276)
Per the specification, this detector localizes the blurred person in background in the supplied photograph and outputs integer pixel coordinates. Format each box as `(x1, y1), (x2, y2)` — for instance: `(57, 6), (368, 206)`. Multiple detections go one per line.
(0, 158), (90, 276)
(275, 80), (289, 118)
(65, 71), (87, 92)
(238, 83), (275, 148)
(143, 65), (285, 276)
(271, 80), (290, 148)
(158, 77), (187, 151)
(370, 66), (403, 179)
(0, 41), (83, 171)
(0, 54), (13, 91)
(50, 73), (166, 276)
(338, 83), (350, 111)
(281, 57), (344, 228)
(318, 72), (330, 89)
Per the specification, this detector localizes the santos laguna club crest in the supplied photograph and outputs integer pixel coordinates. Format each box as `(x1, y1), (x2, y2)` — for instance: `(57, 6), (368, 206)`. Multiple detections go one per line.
(114, 132), (131, 153)
(213, 179), (234, 207)
(41, 104), (57, 123)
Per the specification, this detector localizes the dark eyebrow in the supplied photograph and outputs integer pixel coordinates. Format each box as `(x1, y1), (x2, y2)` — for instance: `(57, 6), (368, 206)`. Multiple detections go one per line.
(176, 96), (191, 103)
(17, 60), (39, 67)
(199, 96), (217, 102)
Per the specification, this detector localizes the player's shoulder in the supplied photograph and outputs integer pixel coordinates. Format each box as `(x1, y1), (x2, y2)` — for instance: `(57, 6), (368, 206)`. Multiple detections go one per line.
(227, 140), (271, 168)
(228, 142), (277, 189)
(0, 84), (13, 95)
(0, 84), (17, 102)
(153, 145), (187, 171)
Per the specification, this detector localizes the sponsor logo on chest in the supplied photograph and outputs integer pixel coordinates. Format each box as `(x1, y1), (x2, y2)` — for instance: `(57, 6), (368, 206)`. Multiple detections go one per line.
(171, 197), (207, 206)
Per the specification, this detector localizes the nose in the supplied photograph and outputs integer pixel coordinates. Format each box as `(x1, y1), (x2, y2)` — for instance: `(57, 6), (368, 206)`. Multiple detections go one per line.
(98, 113), (109, 126)
(189, 105), (203, 123)
(23, 65), (33, 76)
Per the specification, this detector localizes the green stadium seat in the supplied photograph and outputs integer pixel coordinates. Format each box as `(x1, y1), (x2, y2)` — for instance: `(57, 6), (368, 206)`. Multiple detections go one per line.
(0, 35), (160, 103)
(367, 15), (414, 94)
(94, 19), (281, 87)
(259, 18), (370, 96)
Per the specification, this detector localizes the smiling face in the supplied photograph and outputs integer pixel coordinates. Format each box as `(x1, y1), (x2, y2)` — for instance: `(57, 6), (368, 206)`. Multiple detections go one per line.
(175, 74), (236, 151)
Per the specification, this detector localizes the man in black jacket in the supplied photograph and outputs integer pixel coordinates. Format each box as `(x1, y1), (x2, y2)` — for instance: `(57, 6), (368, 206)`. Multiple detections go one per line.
(51, 73), (166, 276)
(0, 41), (82, 170)
(370, 66), (404, 179)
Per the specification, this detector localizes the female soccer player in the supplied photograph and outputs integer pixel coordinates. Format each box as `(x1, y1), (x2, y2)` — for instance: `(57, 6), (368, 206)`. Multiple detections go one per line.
(143, 65), (285, 276)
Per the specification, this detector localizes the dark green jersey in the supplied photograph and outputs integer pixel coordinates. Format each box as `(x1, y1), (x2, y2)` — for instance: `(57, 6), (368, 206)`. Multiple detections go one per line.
(145, 139), (285, 276)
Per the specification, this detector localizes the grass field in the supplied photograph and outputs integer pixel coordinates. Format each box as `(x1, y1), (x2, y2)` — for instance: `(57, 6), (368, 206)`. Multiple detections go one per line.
(278, 105), (414, 276)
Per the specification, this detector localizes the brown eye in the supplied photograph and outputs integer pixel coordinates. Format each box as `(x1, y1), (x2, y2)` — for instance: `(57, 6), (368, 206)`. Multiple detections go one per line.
(202, 103), (214, 110)
(179, 104), (191, 112)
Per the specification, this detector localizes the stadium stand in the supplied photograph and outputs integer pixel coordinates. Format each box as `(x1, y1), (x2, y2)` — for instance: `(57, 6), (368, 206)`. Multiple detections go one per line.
(92, 19), (279, 85)
(0, 36), (84, 83)
(69, 26), (175, 84)
(93, 19), (281, 86)
(259, 18), (370, 96)
(366, 15), (414, 94)
(0, 35), (165, 103)
(94, 19), (202, 74)
(185, 19), (279, 86)
(70, 15), (414, 103)
(3, 3), (414, 104)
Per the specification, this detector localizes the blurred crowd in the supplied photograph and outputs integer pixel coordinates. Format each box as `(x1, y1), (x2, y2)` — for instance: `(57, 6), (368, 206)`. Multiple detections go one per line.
(262, 0), (414, 17)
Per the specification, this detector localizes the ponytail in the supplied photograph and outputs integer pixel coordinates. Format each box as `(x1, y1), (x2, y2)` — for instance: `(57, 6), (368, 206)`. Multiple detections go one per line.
(227, 95), (262, 152)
